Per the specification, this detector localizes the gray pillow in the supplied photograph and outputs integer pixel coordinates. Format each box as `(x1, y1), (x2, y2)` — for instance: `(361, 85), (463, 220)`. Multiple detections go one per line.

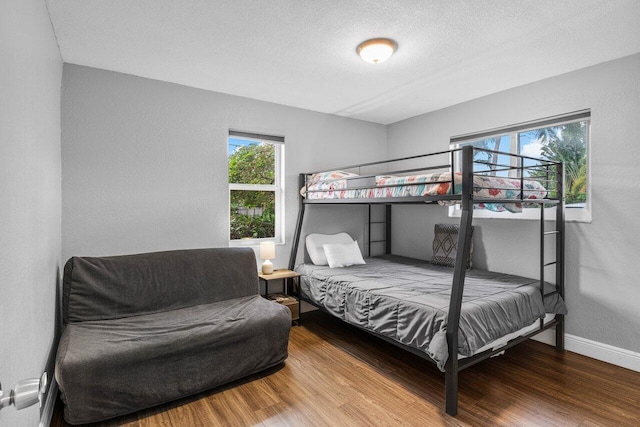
(431, 224), (473, 268)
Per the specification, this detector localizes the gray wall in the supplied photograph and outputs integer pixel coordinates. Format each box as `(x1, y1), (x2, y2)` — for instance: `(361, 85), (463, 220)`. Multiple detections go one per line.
(0, 1), (62, 426)
(61, 65), (386, 271)
(387, 53), (640, 352)
(60, 50), (640, 358)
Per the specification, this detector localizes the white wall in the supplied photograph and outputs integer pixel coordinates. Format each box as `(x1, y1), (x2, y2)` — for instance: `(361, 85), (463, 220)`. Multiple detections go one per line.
(0, 1), (62, 426)
(387, 53), (640, 353)
(61, 65), (386, 271)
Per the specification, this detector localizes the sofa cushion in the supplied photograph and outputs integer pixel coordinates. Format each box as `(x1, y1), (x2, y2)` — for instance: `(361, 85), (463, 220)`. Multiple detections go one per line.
(63, 247), (260, 323)
(56, 295), (290, 425)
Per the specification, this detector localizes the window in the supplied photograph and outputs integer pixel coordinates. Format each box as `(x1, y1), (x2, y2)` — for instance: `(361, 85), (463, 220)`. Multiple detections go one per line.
(450, 111), (590, 221)
(228, 131), (284, 244)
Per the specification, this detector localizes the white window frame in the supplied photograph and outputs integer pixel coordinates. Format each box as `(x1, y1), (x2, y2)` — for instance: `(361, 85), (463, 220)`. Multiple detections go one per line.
(449, 111), (591, 222)
(228, 131), (285, 246)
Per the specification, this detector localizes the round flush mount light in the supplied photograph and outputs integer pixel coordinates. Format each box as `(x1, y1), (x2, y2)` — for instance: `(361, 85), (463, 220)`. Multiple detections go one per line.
(357, 38), (397, 64)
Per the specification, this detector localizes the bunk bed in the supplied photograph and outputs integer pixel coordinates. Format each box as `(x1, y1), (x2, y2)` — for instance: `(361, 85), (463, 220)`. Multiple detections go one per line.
(287, 145), (567, 416)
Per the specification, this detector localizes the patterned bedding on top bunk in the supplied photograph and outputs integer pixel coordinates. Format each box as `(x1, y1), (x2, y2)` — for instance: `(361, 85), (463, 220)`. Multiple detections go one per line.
(296, 255), (567, 371)
(301, 170), (547, 213)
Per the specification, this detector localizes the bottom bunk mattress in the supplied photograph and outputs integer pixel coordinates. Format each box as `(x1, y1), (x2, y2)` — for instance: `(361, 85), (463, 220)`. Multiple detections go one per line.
(295, 255), (567, 371)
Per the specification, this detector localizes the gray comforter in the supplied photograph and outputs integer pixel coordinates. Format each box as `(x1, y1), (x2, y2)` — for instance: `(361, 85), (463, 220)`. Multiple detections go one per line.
(296, 255), (567, 371)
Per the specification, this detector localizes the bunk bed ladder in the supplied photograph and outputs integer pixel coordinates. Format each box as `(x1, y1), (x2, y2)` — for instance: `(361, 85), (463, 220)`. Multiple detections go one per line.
(367, 205), (392, 257)
(539, 164), (565, 351)
(555, 163), (566, 351)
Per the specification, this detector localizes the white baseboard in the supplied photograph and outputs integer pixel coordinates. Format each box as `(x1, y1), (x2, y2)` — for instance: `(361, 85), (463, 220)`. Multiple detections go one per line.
(39, 377), (58, 427)
(532, 330), (640, 373)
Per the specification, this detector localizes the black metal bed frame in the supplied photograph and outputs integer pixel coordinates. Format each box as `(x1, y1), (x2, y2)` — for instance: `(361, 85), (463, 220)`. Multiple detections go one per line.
(287, 145), (565, 416)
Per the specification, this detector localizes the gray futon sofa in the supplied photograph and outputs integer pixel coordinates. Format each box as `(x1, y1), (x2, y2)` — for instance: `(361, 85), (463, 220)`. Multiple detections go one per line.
(55, 247), (291, 424)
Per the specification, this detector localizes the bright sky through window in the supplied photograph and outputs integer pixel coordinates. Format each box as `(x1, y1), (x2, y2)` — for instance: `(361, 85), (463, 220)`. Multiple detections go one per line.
(228, 137), (255, 155)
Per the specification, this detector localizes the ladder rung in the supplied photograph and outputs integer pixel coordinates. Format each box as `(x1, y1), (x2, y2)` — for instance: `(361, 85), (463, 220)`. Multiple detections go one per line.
(544, 231), (560, 235)
(543, 261), (557, 267)
(369, 240), (386, 243)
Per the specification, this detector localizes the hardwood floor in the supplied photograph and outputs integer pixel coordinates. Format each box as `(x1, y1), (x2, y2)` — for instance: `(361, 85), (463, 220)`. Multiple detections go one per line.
(51, 311), (640, 426)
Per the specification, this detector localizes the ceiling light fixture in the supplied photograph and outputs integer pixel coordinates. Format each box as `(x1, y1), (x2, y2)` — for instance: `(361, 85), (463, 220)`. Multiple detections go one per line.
(357, 38), (397, 64)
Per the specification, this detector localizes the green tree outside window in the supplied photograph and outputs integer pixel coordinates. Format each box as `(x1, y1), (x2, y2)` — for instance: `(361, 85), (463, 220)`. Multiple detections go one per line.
(229, 141), (277, 240)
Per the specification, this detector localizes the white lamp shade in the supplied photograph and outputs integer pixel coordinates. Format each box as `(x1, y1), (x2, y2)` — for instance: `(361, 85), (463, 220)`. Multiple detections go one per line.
(357, 38), (397, 64)
(260, 241), (276, 260)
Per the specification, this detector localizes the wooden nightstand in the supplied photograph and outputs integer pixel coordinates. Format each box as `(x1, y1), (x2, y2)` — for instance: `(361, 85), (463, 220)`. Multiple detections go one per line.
(258, 269), (301, 325)
(267, 293), (299, 324)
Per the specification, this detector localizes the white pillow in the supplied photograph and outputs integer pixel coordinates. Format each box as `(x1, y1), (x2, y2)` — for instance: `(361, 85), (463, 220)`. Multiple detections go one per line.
(305, 232), (354, 265)
(323, 241), (366, 268)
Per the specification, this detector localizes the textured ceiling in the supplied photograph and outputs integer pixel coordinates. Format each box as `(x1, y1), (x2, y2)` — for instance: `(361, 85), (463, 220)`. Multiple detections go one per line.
(47, 0), (640, 124)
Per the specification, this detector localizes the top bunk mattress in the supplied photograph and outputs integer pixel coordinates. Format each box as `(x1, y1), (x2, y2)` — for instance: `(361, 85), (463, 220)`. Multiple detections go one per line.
(295, 255), (567, 371)
(301, 171), (548, 213)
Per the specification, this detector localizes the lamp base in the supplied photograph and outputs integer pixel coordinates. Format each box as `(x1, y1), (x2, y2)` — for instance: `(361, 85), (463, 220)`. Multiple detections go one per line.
(261, 260), (274, 275)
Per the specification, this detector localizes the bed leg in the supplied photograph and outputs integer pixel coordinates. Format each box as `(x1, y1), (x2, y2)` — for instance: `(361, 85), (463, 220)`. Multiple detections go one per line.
(445, 367), (458, 416)
(555, 314), (565, 352)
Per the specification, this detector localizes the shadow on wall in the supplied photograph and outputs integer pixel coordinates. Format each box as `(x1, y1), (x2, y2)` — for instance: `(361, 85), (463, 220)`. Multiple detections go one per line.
(568, 216), (640, 351)
(565, 219), (640, 352)
(471, 225), (487, 270)
(41, 265), (62, 420)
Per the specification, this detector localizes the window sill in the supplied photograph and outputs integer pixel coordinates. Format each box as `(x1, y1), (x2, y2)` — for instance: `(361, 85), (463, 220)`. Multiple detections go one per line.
(229, 239), (285, 248)
(448, 206), (592, 223)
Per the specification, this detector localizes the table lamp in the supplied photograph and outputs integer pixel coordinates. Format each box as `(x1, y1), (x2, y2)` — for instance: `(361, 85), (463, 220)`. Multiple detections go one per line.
(259, 241), (275, 274)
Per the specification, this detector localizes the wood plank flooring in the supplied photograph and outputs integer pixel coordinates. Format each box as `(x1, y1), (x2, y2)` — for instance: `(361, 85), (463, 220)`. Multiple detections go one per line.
(51, 311), (640, 426)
